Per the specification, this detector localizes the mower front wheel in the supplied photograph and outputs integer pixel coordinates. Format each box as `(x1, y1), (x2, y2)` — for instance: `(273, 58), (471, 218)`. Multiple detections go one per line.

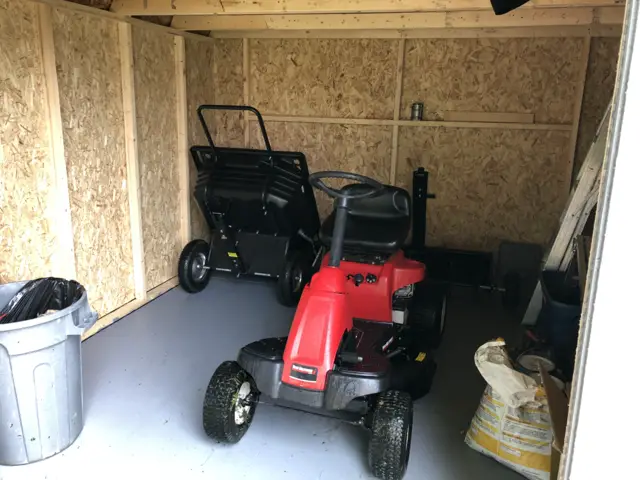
(202, 361), (259, 444)
(368, 390), (413, 480)
(178, 240), (211, 293)
(277, 250), (311, 307)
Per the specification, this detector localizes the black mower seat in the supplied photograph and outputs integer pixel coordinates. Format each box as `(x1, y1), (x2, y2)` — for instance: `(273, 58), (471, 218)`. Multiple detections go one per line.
(320, 184), (411, 253)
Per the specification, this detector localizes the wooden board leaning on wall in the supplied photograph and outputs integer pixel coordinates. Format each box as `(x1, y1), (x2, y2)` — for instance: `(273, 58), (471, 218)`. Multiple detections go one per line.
(574, 37), (621, 177)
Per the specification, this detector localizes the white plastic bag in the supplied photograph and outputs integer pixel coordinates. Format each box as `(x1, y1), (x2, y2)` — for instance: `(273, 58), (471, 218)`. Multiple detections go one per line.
(465, 340), (553, 480)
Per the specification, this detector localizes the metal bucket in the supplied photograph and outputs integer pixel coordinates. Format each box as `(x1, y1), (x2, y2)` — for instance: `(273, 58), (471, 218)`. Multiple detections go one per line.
(0, 281), (97, 465)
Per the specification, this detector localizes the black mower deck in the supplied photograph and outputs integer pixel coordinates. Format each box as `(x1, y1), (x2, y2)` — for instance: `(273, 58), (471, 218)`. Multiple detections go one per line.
(238, 319), (436, 417)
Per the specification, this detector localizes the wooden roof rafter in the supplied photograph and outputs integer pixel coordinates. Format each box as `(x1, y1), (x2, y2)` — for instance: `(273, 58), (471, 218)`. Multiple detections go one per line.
(111, 0), (625, 16)
(169, 6), (626, 31)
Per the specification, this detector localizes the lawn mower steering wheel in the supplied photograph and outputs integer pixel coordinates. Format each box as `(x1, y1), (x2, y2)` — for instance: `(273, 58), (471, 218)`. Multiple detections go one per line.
(309, 171), (384, 200)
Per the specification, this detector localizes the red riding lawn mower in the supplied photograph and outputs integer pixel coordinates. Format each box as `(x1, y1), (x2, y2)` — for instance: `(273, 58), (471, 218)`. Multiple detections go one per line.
(202, 171), (448, 480)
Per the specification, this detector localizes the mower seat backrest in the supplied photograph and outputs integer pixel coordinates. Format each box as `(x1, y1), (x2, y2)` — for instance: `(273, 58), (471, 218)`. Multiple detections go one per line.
(343, 184), (410, 220)
(191, 146), (320, 238)
(319, 184), (411, 253)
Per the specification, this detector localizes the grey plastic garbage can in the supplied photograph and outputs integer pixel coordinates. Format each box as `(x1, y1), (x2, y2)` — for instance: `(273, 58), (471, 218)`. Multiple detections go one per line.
(0, 281), (98, 465)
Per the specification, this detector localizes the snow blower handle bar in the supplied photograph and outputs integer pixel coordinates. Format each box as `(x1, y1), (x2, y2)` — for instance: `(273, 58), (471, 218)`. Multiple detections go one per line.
(196, 105), (272, 152)
(309, 171), (384, 267)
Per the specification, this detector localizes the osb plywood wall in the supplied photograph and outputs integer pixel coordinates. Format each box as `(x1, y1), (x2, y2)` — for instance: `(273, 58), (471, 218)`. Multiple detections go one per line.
(237, 37), (597, 251)
(575, 37), (621, 175)
(212, 39), (244, 147)
(0, 0), (57, 282)
(185, 38), (245, 241)
(401, 38), (584, 123)
(132, 26), (180, 290)
(251, 39), (398, 119)
(4, 0), (216, 331)
(53, 9), (135, 314)
(185, 38), (215, 241)
(250, 122), (393, 218)
(396, 37), (584, 250)
(397, 128), (571, 250)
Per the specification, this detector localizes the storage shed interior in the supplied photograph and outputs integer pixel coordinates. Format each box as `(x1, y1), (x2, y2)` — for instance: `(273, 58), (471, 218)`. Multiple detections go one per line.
(0, 1), (626, 479)
(1, 0), (621, 336)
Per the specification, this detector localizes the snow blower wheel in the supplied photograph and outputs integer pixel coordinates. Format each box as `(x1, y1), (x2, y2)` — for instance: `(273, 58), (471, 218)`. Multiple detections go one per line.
(178, 239), (211, 293)
(277, 250), (311, 307)
(368, 390), (413, 480)
(202, 361), (259, 444)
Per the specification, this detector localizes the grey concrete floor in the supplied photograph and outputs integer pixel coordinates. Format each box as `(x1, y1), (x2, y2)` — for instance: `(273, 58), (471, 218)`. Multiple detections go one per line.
(1, 276), (524, 480)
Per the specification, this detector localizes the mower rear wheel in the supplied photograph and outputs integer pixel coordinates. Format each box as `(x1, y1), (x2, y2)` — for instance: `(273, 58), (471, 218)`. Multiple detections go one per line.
(277, 250), (311, 307)
(202, 361), (259, 444)
(368, 390), (413, 480)
(178, 240), (211, 293)
(410, 286), (448, 349)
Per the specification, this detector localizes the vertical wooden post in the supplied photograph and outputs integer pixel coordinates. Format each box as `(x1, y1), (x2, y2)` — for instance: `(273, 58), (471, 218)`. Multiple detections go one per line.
(566, 36), (592, 193)
(38, 4), (77, 280)
(390, 38), (406, 185)
(243, 37), (251, 147)
(118, 22), (147, 300)
(174, 35), (191, 246)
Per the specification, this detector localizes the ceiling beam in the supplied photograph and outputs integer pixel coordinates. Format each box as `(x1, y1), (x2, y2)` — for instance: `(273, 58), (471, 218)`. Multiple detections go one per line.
(210, 24), (623, 38)
(171, 7), (625, 31)
(112, 0), (625, 16)
(595, 5), (626, 23)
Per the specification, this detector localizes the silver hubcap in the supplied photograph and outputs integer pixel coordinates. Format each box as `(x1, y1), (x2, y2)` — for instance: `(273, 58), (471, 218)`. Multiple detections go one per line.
(234, 382), (253, 425)
(191, 252), (207, 282)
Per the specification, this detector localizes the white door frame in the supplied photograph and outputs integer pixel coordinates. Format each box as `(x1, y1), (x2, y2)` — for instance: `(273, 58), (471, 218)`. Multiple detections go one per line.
(562, 1), (640, 478)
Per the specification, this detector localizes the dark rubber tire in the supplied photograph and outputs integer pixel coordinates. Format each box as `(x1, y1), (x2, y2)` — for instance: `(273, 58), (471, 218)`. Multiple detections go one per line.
(178, 239), (210, 293)
(276, 250), (311, 307)
(202, 361), (259, 444)
(410, 286), (448, 349)
(368, 390), (413, 480)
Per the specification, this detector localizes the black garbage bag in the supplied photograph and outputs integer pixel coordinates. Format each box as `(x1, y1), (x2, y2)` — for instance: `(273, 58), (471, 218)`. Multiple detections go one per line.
(0, 278), (85, 325)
